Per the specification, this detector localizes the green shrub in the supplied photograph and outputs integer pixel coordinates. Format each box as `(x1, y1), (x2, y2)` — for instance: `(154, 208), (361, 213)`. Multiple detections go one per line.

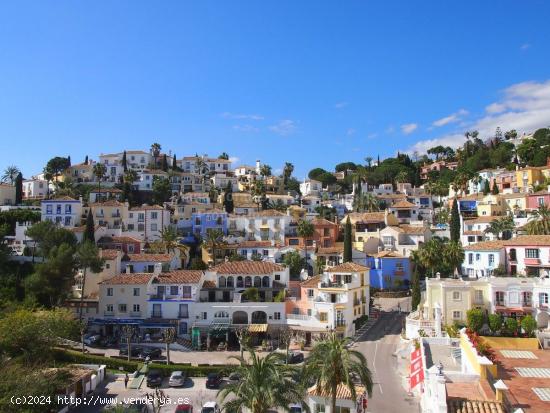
(521, 315), (537, 337)
(488, 314), (503, 335)
(53, 348), (234, 376)
(466, 308), (485, 333)
(504, 317), (518, 336)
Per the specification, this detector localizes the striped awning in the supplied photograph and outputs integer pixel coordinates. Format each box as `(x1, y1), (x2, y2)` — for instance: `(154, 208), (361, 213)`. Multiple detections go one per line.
(248, 323), (268, 333)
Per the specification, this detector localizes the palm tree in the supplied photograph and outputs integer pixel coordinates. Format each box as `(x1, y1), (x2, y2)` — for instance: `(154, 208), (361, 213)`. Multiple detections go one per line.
(297, 219), (315, 275)
(2, 165), (20, 184)
(260, 164), (272, 177)
(305, 333), (373, 413)
(444, 241), (465, 277)
(92, 163), (107, 197)
(353, 193), (380, 212)
(75, 241), (104, 322)
(54, 176), (76, 197)
(395, 170), (408, 186)
(484, 215), (515, 240)
(160, 226), (178, 253)
(418, 238), (441, 277)
(364, 156), (373, 169)
(219, 350), (306, 413)
(527, 205), (550, 235)
(151, 143), (162, 167)
(124, 169), (138, 185)
(283, 162), (294, 186)
(203, 229), (225, 265)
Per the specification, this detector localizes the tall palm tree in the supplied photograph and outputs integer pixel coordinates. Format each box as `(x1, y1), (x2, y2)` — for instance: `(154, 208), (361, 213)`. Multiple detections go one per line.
(484, 215), (515, 240)
(160, 226), (178, 253)
(151, 143), (162, 167)
(297, 219), (315, 274)
(260, 164), (272, 177)
(92, 163), (107, 198)
(2, 165), (20, 184)
(305, 333), (373, 413)
(527, 205), (550, 235)
(353, 193), (380, 212)
(283, 162), (294, 186)
(219, 350), (306, 413)
(444, 241), (465, 277)
(203, 229), (225, 265)
(418, 238), (441, 277)
(75, 241), (104, 322)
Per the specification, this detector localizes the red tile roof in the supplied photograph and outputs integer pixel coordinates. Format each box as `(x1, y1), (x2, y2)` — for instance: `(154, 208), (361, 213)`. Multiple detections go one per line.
(300, 275), (321, 288)
(123, 253), (172, 262)
(463, 240), (505, 251)
(503, 235), (550, 246)
(238, 240), (282, 248)
(211, 260), (283, 274)
(100, 249), (120, 260)
(101, 273), (153, 285)
(154, 270), (204, 284)
(326, 262), (369, 272)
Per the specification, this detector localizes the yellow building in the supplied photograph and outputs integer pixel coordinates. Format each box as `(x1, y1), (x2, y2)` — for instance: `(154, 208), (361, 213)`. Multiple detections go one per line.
(476, 194), (505, 217)
(85, 200), (128, 230)
(501, 193), (528, 215)
(516, 166), (545, 192)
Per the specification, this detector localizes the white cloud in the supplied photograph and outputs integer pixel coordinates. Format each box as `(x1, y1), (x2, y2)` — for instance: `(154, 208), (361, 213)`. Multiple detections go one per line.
(406, 79), (550, 154)
(269, 119), (297, 136)
(233, 124), (259, 133)
(221, 112), (264, 120)
(520, 43), (531, 51)
(347, 128), (356, 136)
(432, 109), (469, 127)
(334, 102), (348, 109)
(228, 156), (239, 164)
(401, 123), (418, 135)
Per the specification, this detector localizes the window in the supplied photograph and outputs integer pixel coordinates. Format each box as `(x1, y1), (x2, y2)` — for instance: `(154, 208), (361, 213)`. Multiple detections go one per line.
(133, 288), (140, 296)
(151, 223), (158, 231)
(476, 254), (480, 261)
(496, 291), (505, 303)
(452, 291), (461, 300)
(133, 304), (140, 312)
(65, 204), (72, 214)
(307, 289), (314, 298)
(127, 224), (135, 231)
(170, 286), (178, 295)
(274, 274), (280, 281)
(395, 262), (404, 272)
(118, 304), (127, 313)
(475, 290), (483, 302)
(64, 216), (71, 226)
(107, 288), (113, 296)
(538, 197), (545, 206)
(56, 205), (62, 214)
(468, 253), (473, 264)
(289, 239), (299, 245)
(106, 304), (113, 312)
(263, 249), (269, 256)
(540, 292), (549, 305)
(274, 312), (281, 320)
(319, 312), (328, 322)
(526, 248), (539, 259)
(452, 311), (461, 320)
(314, 403), (326, 413)
(138, 224), (144, 232)
(138, 213), (145, 222)
(182, 286), (192, 298)
(46, 205), (52, 214)
(488, 254), (495, 266)
(151, 212), (158, 220)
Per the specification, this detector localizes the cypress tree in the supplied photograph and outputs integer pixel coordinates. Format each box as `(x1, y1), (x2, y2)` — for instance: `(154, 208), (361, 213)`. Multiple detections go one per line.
(84, 209), (95, 243)
(483, 180), (490, 195)
(343, 216), (352, 262)
(223, 181), (234, 213)
(84, 155), (89, 165)
(122, 151), (128, 172)
(491, 180), (499, 195)
(15, 172), (23, 204)
(161, 154), (169, 172)
(411, 266), (421, 311)
(172, 153), (177, 170)
(450, 197), (460, 242)
(67, 155), (71, 166)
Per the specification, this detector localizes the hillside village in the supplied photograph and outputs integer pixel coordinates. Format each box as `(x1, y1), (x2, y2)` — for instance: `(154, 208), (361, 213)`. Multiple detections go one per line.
(3, 127), (550, 412)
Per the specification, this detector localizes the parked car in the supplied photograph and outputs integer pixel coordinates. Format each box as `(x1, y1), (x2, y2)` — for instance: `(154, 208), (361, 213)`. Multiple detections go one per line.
(119, 345), (143, 357)
(99, 336), (118, 348)
(201, 402), (220, 413)
(287, 351), (304, 364)
(175, 404), (193, 413)
(83, 334), (101, 346)
(205, 373), (222, 389)
(168, 371), (187, 387)
(289, 404), (302, 413)
(140, 347), (162, 359)
(227, 372), (241, 384)
(146, 370), (163, 387)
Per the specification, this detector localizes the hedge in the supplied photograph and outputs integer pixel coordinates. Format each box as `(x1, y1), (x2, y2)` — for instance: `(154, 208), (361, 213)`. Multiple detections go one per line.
(53, 349), (234, 377)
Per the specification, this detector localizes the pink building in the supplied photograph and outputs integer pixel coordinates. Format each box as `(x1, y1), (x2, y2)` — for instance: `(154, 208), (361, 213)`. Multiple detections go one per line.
(527, 190), (550, 210)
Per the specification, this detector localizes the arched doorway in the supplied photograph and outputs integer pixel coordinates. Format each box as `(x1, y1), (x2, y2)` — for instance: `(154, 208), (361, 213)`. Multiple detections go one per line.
(251, 311), (267, 324)
(232, 311), (248, 324)
(536, 311), (549, 328)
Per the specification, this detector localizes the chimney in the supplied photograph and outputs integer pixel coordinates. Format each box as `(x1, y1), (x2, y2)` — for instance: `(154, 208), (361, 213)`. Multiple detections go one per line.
(153, 263), (163, 275)
(125, 266), (131, 274)
(255, 160), (261, 174)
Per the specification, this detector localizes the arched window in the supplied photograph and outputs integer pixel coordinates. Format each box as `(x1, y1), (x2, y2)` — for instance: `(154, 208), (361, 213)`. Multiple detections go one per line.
(227, 276), (234, 288)
(214, 310), (229, 318)
(245, 276), (252, 287)
(262, 276), (270, 288)
(237, 276), (244, 288)
(253, 276), (261, 287)
(219, 276), (226, 288)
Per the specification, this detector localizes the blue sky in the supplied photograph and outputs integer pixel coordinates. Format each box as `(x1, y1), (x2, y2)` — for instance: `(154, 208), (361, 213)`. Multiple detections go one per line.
(1, 1), (550, 179)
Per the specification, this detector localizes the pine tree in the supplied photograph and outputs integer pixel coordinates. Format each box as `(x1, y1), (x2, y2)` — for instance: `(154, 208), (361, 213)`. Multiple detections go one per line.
(343, 216), (352, 262)
(411, 266), (421, 311)
(15, 172), (23, 204)
(223, 181), (234, 213)
(483, 180), (490, 195)
(121, 151), (128, 172)
(450, 197), (460, 242)
(84, 209), (95, 243)
(161, 154), (169, 172)
(491, 180), (499, 195)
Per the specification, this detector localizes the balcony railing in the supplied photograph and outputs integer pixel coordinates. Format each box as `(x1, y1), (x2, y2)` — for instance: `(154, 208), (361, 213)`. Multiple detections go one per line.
(151, 312), (163, 318)
(178, 313), (189, 319)
(320, 281), (345, 289)
(495, 300), (505, 306)
(335, 320), (347, 327)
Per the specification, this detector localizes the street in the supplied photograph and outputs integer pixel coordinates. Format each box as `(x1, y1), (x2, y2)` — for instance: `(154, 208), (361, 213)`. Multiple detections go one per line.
(355, 298), (419, 413)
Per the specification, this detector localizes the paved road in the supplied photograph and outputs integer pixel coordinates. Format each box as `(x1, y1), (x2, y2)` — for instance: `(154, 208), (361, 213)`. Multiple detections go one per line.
(355, 311), (419, 413)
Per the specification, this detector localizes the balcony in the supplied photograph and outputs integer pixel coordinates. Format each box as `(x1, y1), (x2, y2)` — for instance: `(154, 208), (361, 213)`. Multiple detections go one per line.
(112, 212), (121, 218)
(354, 299), (361, 306)
(151, 312), (163, 319)
(525, 258), (541, 265)
(495, 301), (505, 307)
(319, 281), (345, 289)
(178, 312), (189, 319)
(130, 311), (141, 318)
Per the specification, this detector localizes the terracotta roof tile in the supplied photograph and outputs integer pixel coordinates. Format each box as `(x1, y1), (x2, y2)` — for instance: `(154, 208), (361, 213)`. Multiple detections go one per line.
(101, 273), (153, 285)
(503, 235), (550, 246)
(210, 260), (283, 274)
(238, 240), (282, 248)
(391, 200), (417, 209)
(99, 249), (120, 260)
(464, 216), (500, 224)
(446, 398), (504, 413)
(89, 200), (124, 207)
(307, 383), (366, 400)
(311, 217), (337, 226)
(326, 262), (369, 273)
(463, 240), (506, 251)
(129, 204), (165, 211)
(300, 275), (321, 288)
(123, 253), (172, 262)
(155, 270), (203, 284)
(202, 280), (216, 289)
(399, 225), (430, 235)
(374, 250), (404, 258)
(43, 196), (78, 201)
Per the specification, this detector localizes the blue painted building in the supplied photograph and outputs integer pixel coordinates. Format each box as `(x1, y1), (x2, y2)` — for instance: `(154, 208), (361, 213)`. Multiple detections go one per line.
(367, 250), (411, 289)
(458, 199), (478, 218)
(191, 209), (228, 239)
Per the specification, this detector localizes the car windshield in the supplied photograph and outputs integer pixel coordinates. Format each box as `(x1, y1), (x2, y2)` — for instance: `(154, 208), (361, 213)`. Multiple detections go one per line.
(207, 373), (218, 379)
(202, 408), (215, 413)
